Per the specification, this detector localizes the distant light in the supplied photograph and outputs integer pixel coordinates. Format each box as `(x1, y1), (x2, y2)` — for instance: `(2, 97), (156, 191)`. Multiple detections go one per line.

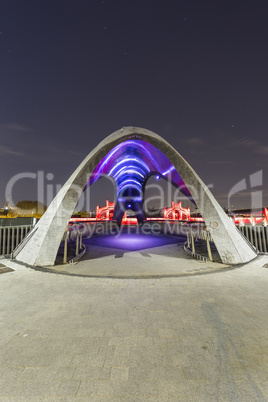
(127, 204), (132, 209)
(156, 175), (160, 180)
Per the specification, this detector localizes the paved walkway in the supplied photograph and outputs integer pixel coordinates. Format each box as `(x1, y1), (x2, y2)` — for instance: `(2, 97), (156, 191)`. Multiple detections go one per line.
(47, 232), (227, 278)
(1, 251), (268, 401)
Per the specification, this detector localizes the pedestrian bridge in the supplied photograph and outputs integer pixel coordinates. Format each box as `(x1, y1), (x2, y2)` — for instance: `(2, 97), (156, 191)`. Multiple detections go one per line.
(13, 127), (257, 266)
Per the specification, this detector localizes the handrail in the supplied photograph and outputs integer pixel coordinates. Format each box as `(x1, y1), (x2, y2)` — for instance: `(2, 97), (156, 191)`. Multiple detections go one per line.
(0, 225), (34, 256)
(68, 244), (86, 264)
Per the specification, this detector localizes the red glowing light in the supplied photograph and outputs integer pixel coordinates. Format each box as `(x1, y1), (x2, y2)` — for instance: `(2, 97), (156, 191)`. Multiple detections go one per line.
(163, 201), (191, 221)
(69, 200), (268, 227)
(96, 200), (115, 220)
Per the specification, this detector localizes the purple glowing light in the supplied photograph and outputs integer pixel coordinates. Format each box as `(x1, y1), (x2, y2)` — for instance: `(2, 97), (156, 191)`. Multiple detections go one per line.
(114, 166), (145, 179)
(109, 157), (150, 176)
(86, 233), (180, 251)
(162, 166), (175, 176)
(117, 179), (142, 190)
(84, 139), (194, 203)
(118, 196), (142, 203)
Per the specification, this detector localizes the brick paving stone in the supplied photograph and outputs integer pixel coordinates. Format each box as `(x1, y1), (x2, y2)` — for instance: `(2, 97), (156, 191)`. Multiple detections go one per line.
(70, 353), (105, 367)
(18, 367), (58, 382)
(0, 255), (268, 400)
(129, 366), (166, 383)
(4, 380), (61, 397)
(103, 354), (122, 368)
(73, 366), (111, 381)
(114, 346), (131, 357)
(138, 379), (159, 397)
(110, 367), (129, 382)
(55, 366), (76, 380)
(76, 379), (99, 397)
(57, 380), (81, 396)
(0, 367), (24, 381)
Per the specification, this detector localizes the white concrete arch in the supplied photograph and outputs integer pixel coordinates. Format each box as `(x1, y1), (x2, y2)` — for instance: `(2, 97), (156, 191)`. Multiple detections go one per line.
(14, 127), (257, 266)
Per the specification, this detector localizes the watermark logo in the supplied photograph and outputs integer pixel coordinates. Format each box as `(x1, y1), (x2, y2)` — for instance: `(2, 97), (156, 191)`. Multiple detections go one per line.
(227, 170), (263, 211)
(4, 169), (265, 219)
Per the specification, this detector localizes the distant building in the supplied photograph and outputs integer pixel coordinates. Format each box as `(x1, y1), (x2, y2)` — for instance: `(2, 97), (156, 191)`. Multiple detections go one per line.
(0, 201), (16, 217)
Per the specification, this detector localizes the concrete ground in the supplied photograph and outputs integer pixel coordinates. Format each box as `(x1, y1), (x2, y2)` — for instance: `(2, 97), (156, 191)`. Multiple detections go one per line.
(1, 242), (268, 401)
(49, 232), (226, 278)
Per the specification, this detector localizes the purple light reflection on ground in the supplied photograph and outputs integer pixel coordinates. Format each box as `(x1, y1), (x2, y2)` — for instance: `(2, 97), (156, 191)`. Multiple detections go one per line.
(85, 232), (180, 251)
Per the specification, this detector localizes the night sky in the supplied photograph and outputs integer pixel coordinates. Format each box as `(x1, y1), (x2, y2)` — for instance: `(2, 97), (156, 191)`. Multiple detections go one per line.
(1, 0), (268, 210)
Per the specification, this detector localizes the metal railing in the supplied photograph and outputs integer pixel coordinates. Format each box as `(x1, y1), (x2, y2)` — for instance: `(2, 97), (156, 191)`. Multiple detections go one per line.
(3, 220), (265, 264)
(185, 225), (215, 262)
(62, 226), (86, 264)
(237, 224), (268, 253)
(185, 223), (268, 262)
(0, 225), (33, 256)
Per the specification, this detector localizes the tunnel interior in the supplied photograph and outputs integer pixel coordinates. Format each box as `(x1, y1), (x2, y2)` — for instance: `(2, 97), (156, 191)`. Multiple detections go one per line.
(84, 140), (195, 224)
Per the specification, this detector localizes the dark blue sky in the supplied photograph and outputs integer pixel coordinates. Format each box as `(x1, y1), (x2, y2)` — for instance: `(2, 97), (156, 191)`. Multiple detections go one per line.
(1, 0), (268, 209)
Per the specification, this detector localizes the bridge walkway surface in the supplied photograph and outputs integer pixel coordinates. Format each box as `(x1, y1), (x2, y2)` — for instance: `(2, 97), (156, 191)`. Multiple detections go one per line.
(54, 227), (223, 278)
(0, 246), (268, 400)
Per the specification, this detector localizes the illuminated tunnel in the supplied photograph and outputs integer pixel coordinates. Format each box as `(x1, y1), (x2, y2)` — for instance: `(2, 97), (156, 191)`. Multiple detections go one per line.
(84, 140), (195, 224)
